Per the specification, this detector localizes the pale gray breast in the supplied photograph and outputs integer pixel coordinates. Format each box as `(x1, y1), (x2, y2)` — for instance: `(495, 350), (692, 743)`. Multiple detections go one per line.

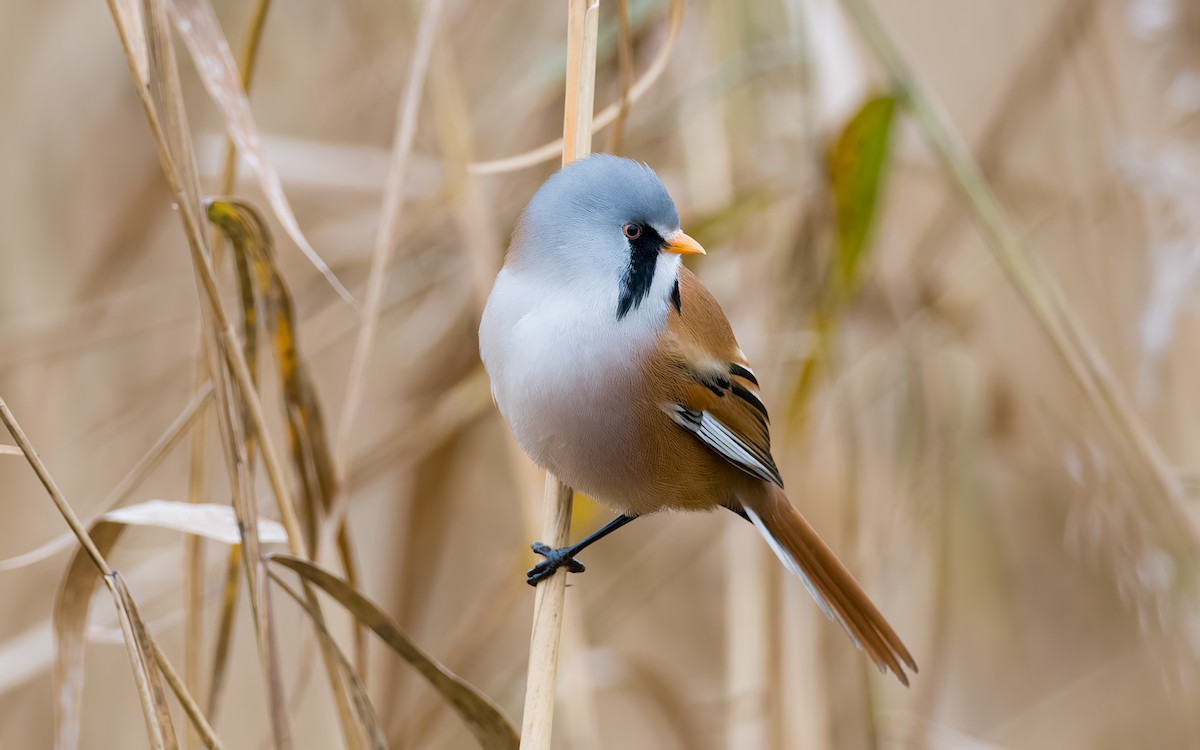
(479, 267), (669, 512)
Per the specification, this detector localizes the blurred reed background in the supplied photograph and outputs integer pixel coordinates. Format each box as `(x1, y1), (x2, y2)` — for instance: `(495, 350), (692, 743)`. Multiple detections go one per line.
(2, 0), (1200, 747)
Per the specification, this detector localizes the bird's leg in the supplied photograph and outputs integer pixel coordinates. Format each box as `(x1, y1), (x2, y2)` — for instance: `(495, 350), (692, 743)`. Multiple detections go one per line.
(527, 514), (638, 586)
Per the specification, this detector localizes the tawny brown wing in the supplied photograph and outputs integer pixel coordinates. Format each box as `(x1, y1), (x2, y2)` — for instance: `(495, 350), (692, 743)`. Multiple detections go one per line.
(662, 268), (782, 488)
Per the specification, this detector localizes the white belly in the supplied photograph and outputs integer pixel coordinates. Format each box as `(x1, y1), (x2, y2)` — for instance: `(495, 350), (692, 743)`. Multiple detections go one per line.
(479, 264), (674, 509)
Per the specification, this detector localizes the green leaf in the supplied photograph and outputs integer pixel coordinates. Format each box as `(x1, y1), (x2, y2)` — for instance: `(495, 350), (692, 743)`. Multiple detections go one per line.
(828, 94), (896, 293)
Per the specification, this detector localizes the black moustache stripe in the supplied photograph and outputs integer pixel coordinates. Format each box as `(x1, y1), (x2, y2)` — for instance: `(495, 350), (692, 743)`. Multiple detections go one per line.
(616, 225), (666, 320)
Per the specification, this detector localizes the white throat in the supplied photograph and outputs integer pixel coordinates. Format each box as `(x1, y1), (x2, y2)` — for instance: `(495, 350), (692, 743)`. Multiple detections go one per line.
(478, 253), (681, 492)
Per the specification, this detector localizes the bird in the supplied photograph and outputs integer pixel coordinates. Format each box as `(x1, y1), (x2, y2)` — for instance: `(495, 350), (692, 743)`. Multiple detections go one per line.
(478, 153), (916, 684)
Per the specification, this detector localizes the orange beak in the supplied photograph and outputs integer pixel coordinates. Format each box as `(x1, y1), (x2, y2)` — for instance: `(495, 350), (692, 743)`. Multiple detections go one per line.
(663, 231), (706, 256)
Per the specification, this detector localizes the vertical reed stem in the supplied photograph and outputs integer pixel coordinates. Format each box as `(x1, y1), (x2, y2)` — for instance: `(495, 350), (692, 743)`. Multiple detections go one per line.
(519, 3), (600, 748)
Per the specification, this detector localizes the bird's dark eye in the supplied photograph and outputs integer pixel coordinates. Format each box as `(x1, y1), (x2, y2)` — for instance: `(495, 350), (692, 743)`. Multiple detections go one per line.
(623, 223), (642, 240)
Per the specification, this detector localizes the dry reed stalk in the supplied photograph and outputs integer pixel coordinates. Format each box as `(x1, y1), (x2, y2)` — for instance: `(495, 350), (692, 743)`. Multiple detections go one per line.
(0, 399), (224, 748)
(217, 0), (274, 199)
(519, 4), (601, 749)
(520, 478), (577, 750)
(182, 393), (208, 750)
(103, 0), (367, 741)
(0, 399), (112, 574)
(469, 0), (681, 175)
(321, 0), (445, 706)
(152, 640), (226, 750)
(186, 6), (275, 739)
(604, 0), (634, 154)
(0, 383), (212, 571)
(333, 0), (445, 489)
(418, 41), (603, 748)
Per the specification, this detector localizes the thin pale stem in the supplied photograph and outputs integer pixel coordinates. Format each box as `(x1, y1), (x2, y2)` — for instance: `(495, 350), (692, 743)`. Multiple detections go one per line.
(605, 0), (634, 154)
(103, 0), (362, 744)
(333, 0), (445, 490)
(520, 478), (577, 750)
(519, 3), (601, 749)
(152, 640), (227, 750)
(468, 0), (681, 175)
(0, 399), (113, 576)
(217, 0), (274, 198)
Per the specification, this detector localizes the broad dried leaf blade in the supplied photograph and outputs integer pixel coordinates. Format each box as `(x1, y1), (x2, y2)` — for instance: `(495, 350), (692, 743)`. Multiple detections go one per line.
(208, 199), (337, 547)
(255, 565), (294, 750)
(204, 545), (241, 722)
(54, 524), (125, 750)
(106, 573), (180, 750)
(54, 511), (285, 749)
(111, 0), (150, 80)
(267, 554), (519, 750)
(170, 0), (357, 307)
(267, 572), (387, 750)
(103, 500), (288, 545)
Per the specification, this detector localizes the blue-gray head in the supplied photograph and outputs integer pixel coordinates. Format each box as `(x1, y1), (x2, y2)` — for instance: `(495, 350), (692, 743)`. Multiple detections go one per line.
(509, 154), (705, 319)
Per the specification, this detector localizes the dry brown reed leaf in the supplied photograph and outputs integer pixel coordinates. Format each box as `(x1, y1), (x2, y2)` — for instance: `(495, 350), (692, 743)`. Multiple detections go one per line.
(467, 0), (682, 175)
(54, 522), (124, 750)
(183, 411), (210, 750)
(107, 0), (359, 733)
(204, 544), (241, 720)
(266, 571), (387, 750)
(254, 561), (294, 750)
(209, 200), (338, 547)
(0, 400), (223, 749)
(266, 554), (520, 750)
(0, 547), (224, 696)
(186, 3), (273, 740)
(335, 527), (366, 678)
(209, 197), (368, 684)
(53, 509), (287, 749)
(103, 501), (288, 545)
(181, 538), (206, 748)
(168, 0), (356, 307)
(107, 572), (182, 750)
(403, 555), (526, 745)
(111, 0), (150, 81)
(114, 6), (333, 696)
(0, 443), (21, 456)
(150, 639), (226, 750)
(216, 0), (273, 198)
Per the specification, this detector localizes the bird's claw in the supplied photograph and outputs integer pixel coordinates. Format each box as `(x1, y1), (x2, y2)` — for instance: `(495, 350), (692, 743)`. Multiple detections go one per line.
(527, 542), (586, 586)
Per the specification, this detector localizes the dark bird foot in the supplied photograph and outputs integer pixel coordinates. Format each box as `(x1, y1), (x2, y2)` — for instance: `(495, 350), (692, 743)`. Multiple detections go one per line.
(527, 542), (586, 587)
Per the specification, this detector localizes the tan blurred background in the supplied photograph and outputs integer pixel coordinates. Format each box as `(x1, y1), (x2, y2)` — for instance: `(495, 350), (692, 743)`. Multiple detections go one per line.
(3, 0), (1200, 747)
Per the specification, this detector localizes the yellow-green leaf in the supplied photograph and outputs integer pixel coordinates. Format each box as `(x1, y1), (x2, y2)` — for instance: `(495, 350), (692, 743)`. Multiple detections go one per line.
(828, 94), (896, 292)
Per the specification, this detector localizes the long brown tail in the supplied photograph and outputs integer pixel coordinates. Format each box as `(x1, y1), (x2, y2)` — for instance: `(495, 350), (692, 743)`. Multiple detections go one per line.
(741, 482), (917, 685)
